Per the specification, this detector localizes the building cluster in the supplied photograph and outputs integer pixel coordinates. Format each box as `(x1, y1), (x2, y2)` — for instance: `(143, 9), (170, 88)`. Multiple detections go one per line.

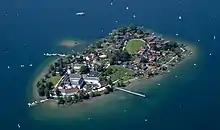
(51, 25), (187, 96)
(100, 26), (184, 78)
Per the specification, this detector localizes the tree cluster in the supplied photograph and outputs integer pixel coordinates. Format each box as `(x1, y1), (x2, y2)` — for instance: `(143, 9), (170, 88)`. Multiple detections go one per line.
(37, 80), (54, 99)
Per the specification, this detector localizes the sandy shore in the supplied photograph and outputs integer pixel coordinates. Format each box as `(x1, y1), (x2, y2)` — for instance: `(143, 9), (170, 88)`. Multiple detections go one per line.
(28, 58), (58, 100)
(60, 40), (79, 47)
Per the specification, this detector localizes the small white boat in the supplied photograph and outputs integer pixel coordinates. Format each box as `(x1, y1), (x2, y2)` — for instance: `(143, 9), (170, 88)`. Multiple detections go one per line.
(175, 33), (179, 36)
(178, 16), (182, 20)
(29, 64), (33, 67)
(110, 2), (113, 6)
(76, 12), (85, 16)
(213, 36), (216, 40)
(20, 65), (24, 68)
(144, 118), (148, 122)
(17, 124), (20, 128)
(209, 53), (212, 56)
(133, 14), (136, 18)
(7, 66), (10, 69)
(126, 6), (129, 10)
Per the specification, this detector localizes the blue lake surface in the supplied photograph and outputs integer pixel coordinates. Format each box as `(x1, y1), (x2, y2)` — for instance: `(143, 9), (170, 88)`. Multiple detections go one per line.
(0, 0), (220, 129)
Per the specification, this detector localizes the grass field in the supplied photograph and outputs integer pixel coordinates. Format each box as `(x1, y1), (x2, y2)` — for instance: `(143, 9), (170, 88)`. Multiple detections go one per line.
(48, 75), (61, 85)
(108, 65), (134, 82)
(125, 39), (146, 54)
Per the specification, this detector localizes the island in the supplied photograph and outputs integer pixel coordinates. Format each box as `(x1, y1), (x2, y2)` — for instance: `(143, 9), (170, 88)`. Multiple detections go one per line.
(29, 25), (192, 107)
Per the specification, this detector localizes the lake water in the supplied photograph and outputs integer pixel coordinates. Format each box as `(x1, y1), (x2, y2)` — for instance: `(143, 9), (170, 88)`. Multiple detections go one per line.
(1, 0), (220, 129)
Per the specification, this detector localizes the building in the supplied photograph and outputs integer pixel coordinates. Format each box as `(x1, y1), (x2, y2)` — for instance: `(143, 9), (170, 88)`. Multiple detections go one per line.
(73, 64), (84, 70)
(88, 71), (99, 77)
(69, 74), (85, 89)
(82, 73), (101, 88)
(138, 45), (149, 54)
(60, 87), (78, 96)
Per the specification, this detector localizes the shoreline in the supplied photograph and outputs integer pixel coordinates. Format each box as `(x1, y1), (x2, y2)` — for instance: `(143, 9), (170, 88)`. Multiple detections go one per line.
(28, 25), (197, 119)
(29, 42), (195, 104)
(28, 58), (58, 100)
(60, 40), (80, 48)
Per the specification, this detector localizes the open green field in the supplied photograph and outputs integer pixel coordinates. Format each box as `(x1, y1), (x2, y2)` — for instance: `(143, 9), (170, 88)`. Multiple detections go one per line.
(108, 65), (134, 82)
(48, 75), (61, 85)
(125, 39), (146, 54)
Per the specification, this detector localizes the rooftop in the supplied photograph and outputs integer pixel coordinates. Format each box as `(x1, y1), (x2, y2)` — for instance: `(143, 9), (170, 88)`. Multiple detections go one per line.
(82, 74), (99, 81)
(69, 74), (82, 80)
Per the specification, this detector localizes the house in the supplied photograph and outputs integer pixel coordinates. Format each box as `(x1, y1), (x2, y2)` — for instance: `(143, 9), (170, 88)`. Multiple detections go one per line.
(88, 71), (99, 77)
(60, 87), (78, 96)
(99, 54), (107, 59)
(69, 74), (85, 89)
(138, 45), (149, 54)
(134, 58), (141, 64)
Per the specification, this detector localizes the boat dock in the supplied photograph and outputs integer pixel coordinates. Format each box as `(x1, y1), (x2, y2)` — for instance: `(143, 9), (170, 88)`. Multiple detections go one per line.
(115, 87), (146, 98)
(28, 99), (49, 107)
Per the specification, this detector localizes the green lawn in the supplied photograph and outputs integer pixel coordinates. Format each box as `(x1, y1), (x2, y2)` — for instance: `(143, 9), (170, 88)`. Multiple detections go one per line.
(48, 75), (62, 85)
(125, 39), (146, 54)
(108, 65), (134, 82)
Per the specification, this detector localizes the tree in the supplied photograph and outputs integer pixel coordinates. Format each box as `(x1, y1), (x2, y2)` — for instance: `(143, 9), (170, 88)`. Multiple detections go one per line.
(44, 87), (50, 99)
(94, 41), (102, 48)
(164, 41), (179, 50)
(73, 94), (79, 103)
(117, 79), (124, 87)
(49, 64), (55, 71)
(66, 96), (72, 103)
(90, 91), (95, 97)
(46, 81), (54, 90)
(106, 86), (114, 92)
(36, 81), (41, 88)
(121, 50), (131, 62)
(107, 78), (113, 86)
(80, 65), (90, 74)
(41, 78), (46, 83)
(55, 88), (61, 96)
(109, 57), (116, 65)
(96, 64), (105, 72)
(104, 88), (109, 94)
(52, 71), (56, 76)
(38, 87), (45, 96)
(106, 68), (113, 75)
(140, 57), (147, 63)
(128, 24), (137, 31)
(59, 70), (64, 77)
(117, 26), (127, 33)
(58, 97), (65, 105)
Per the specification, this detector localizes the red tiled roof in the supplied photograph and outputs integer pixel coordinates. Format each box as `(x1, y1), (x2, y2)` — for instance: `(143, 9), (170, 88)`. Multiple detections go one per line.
(59, 88), (79, 94)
